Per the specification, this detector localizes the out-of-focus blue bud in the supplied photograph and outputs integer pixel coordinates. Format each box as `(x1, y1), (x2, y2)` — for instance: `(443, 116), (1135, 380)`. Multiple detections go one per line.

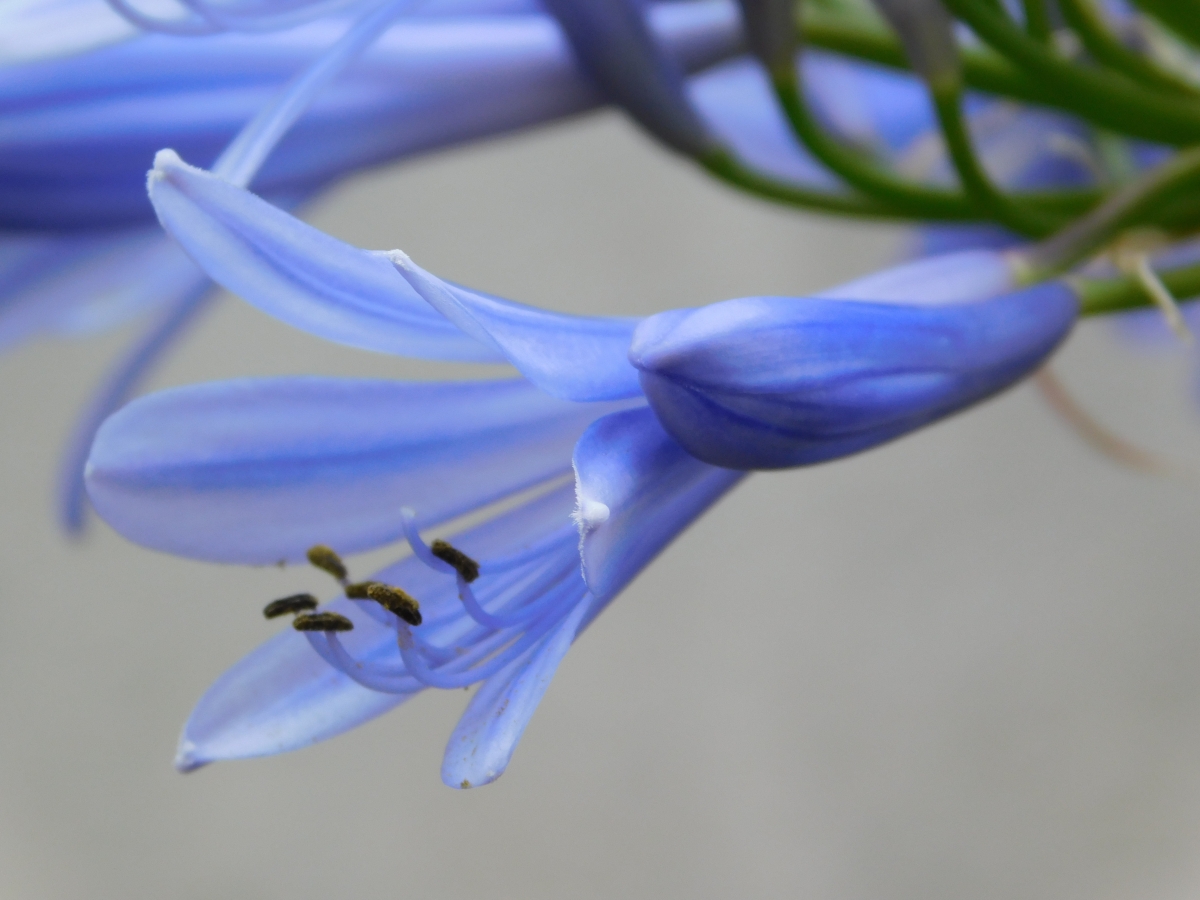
(629, 282), (1078, 469)
(539, 0), (718, 157)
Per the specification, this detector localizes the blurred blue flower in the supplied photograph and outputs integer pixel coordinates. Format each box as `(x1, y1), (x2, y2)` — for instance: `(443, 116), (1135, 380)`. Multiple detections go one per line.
(80, 154), (1078, 786)
(0, 0), (744, 529)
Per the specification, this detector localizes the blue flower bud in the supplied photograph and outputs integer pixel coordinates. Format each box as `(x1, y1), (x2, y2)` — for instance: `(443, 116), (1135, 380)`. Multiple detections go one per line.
(629, 282), (1079, 470)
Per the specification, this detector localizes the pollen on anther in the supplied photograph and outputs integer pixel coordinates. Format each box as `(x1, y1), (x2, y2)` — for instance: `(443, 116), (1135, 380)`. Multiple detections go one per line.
(345, 581), (378, 599)
(431, 539), (480, 582)
(307, 544), (348, 581)
(293, 611), (354, 632)
(263, 593), (319, 619)
(365, 583), (423, 626)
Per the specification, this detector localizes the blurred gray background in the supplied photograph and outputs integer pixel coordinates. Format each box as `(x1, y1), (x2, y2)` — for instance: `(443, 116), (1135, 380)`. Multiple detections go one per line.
(3, 109), (1200, 900)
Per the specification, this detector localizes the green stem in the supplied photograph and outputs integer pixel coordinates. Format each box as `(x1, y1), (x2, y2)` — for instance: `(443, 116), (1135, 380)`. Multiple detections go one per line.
(804, 5), (1055, 106)
(1018, 145), (1200, 279)
(1057, 0), (1200, 96)
(924, 0), (1200, 143)
(1128, 0), (1200, 48)
(930, 81), (1059, 236)
(1077, 259), (1200, 316)
(698, 148), (912, 218)
(770, 73), (979, 219)
(1021, 0), (1051, 43)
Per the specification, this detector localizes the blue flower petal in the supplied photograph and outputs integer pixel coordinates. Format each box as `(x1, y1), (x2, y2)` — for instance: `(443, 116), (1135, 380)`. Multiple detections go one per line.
(87, 376), (615, 562)
(148, 150), (501, 361)
(177, 482), (578, 770)
(441, 596), (588, 789)
(390, 252), (644, 401)
(631, 282), (1080, 469)
(573, 406), (744, 600)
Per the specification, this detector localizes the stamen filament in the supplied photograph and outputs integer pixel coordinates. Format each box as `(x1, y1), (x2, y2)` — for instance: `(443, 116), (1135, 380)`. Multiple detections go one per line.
(399, 508), (457, 575)
(395, 609), (566, 690)
(1134, 254), (1195, 345)
(456, 566), (580, 630)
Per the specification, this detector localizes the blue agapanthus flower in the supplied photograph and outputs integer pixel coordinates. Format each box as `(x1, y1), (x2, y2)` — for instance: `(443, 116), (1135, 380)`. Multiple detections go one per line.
(81, 154), (1078, 787)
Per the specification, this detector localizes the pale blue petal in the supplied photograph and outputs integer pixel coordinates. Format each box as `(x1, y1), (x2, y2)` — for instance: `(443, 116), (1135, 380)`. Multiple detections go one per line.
(391, 252), (643, 401)
(148, 150), (500, 361)
(441, 596), (588, 789)
(814, 248), (1018, 306)
(87, 376), (616, 562)
(177, 483), (578, 769)
(631, 282), (1080, 469)
(573, 406), (743, 600)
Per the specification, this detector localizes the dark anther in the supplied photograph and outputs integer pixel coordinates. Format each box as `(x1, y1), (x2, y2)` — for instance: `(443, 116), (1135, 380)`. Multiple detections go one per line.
(263, 593), (319, 619)
(307, 544), (348, 582)
(431, 539), (480, 583)
(344, 581), (378, 599)
(365, 583), (423, 626)
(293, 611), (354, 632)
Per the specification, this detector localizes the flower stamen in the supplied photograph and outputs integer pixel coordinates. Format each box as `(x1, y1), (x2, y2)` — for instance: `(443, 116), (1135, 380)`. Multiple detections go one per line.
(306, 544), (348, 583)
(293, 611), (354, 632)
(430, 540), (480, 583)
(364, 583), (422, 626)
(262, 593), (318, 619)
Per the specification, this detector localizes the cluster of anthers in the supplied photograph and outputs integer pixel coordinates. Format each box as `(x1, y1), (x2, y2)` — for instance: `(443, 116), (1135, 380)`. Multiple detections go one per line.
(262, 541), (471, 633)
(245, 490), (595, 705)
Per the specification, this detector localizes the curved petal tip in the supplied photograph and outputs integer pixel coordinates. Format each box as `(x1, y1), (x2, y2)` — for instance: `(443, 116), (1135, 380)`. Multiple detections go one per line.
(174, 738), (208, 774)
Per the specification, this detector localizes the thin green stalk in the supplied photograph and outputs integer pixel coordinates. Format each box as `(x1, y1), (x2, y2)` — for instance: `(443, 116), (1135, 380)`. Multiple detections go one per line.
(1077, 259), (1200, 316)
(1057, 0), (1200, 97)
(939, 0), (1200, 143)
(929, 81), (1059, 236)
(803, 5), (1052, 104)
(698, 148), (911, 218)
(1021, 0), (1051, 43)
(1129, 0), (1200, 49)
(1018, 145), (1200, 280)
(770, 75), (979, 219)
(801, 6), (1188, 144)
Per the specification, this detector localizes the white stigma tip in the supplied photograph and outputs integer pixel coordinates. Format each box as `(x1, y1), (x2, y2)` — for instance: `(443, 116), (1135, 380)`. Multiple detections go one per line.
(152, 148), (183, 173)
(573, 498), (610, 532)
(386, 249), (414, 269)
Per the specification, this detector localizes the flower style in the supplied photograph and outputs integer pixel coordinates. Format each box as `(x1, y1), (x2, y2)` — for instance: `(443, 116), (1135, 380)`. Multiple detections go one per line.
(81, 153), (1078, 787)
